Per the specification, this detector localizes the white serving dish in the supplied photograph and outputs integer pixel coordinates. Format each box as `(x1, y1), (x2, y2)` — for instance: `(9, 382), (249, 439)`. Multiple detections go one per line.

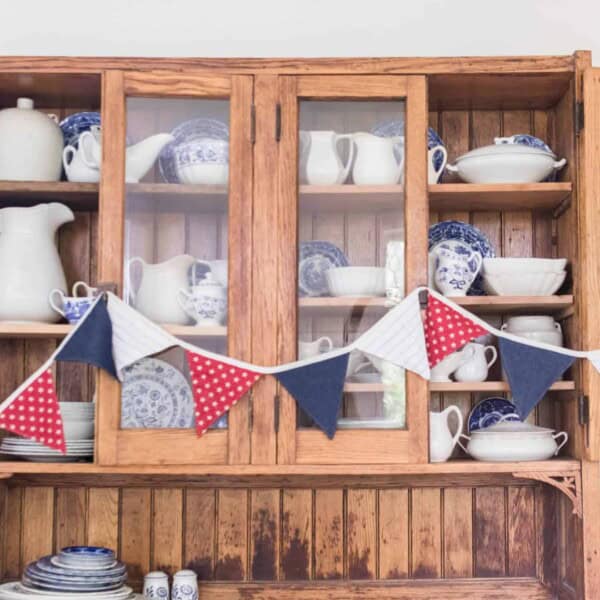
(326, 266), (386, 297)
(459, 421), (568, 462)
(63, 419), (95, 440)
(483, 271), (566, 296)
(482, 257), (567, 275)
(446, 143), (566, 184)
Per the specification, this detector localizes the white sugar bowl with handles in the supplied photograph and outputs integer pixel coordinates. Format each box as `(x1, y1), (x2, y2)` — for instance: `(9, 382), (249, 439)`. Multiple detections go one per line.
(430, 405), (464, 463)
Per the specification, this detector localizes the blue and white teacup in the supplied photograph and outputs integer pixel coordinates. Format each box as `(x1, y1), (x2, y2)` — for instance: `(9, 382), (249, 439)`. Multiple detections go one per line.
(174, 138), (229, 185)
(49, 281), (99, 324)
(172, 570), (198, 600)
(433, 247), (482, 297)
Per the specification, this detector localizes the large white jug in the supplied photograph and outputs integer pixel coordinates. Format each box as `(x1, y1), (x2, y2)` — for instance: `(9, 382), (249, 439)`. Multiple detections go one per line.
(0, 203), (74, 322)
(127, 255), (197, 325)
(352, 133), (404, 185)
(299, 130), (354, 185)
(430, 405), (464, 463)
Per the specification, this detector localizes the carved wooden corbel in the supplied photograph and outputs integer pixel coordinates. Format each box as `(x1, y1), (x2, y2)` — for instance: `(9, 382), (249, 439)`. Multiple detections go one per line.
(514, 470), (582, 518)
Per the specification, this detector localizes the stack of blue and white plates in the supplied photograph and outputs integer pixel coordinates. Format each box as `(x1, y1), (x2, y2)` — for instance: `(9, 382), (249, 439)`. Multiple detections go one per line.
(0, 546), (135, 600)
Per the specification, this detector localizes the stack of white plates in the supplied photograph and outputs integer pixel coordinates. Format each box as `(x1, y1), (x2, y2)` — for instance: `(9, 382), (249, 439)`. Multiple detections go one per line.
(0, 438), (93, 462)
(0, 546), (134, 600)
(60, 402), (95, 441)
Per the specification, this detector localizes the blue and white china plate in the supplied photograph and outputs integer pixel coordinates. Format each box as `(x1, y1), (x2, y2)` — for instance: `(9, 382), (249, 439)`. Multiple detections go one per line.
(25, 565), (126, 586)
(2, 582), (134, 599)
(371, 120), (446, 173)
(61, 546), (115, 558)
(468, 397), (521, 433)
(428, 220), (495, 296)
(121, 358), (195, 429)
(22, 575), (122, 592)
(59, 112), (101, 148)
(51, 556), (119, 572)
(37, 556), (126, 578)
(159, 118), (229, 183)
(299, 241), (349, 297)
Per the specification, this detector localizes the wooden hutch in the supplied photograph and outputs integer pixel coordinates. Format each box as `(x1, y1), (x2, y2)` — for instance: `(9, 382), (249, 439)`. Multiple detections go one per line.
(0, 51), (599, 599)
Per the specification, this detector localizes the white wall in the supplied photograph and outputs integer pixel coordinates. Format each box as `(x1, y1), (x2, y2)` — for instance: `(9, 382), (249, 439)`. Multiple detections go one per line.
(0, 0), (598, 62)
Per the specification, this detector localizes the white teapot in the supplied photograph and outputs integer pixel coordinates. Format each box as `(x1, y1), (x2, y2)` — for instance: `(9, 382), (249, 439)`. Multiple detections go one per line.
(352, 132), (404, 185)
(453, 343), (498, 382)
(178, 272), (227, 326)
(430, 405), (464, 463)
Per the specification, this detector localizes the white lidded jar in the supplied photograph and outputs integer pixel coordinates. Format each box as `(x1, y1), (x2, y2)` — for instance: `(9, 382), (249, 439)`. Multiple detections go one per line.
(0, 97), (64, 181)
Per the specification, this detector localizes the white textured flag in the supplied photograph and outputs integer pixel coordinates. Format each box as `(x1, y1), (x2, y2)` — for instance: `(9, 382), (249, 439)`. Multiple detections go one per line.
(106, 294), (177, 379)
(354, 289), (430, 380)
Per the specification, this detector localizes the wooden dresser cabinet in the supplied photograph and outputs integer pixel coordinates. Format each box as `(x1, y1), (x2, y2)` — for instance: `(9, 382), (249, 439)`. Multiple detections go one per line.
(0, 51), (600, 599)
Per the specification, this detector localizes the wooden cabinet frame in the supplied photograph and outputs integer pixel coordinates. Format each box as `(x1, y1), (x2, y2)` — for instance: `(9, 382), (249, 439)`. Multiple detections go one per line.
(96, 71), (254, 465)
(270, 75), (430, 464)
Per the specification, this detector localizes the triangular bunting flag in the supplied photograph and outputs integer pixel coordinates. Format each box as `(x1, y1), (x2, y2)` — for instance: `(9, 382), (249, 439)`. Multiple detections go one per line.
(499, 337), (575, 419)
(354, 290), (430, 379)
(275, 353), (350, 439)
(424, 295), (489, 368)
(55, 299), (117, 378)
(185, 350), (261, 436)
(0, 367), (66, 453)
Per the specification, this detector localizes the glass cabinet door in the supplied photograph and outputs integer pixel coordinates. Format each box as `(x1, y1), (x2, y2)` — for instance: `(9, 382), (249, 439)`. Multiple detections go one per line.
(96, 72), (253, 465)
(276, 76), (429, 464)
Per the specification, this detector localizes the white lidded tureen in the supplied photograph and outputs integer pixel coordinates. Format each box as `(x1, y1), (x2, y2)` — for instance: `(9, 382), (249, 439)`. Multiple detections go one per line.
(458, 420), (568, 462)
(0, 97), (64, 181)
(446, 138), (566, 184)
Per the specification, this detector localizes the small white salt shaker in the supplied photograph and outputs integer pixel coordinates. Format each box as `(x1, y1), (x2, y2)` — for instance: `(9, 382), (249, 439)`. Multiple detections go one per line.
(172, 569), (198, 600)
(144, 571), (170, 599)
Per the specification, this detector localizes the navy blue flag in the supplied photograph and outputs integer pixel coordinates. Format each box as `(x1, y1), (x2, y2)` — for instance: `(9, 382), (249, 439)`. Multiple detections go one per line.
(56, 299), (117, 378)
(276, 352), (350, 439)
(499, 337), (575, 419)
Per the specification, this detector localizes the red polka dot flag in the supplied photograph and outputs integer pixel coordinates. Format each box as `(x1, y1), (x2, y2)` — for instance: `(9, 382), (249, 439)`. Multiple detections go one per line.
(0, 368), (66, 453)
(424, 295), (490, 368)
(185, 350), (262, 436)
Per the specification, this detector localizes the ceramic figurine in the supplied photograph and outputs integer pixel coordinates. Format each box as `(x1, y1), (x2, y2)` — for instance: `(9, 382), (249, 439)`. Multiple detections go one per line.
(0, 203), (74, 322)
(144, 571), (170, 599)
(178, 272), (227, 326)
(352, 132), (404, 185)
(299, 130), (354, 185)
(433, 245), (482, 297)
(0, 97), (63, 181)
(430, 405), (464, 462)
(172, 570), (198, 600)
(127, 255), (197, 325)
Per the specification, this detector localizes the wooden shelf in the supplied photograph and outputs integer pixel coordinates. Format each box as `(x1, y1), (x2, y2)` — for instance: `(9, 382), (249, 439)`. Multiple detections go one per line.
(429, 182), (572, 212)
(299, 184), (403, 211)
(127, 183), (228, 212)
(0, 322), (226, 339)
(344, 381), (575, 393)
(0, 181), (98, 210)
(299, 295), (573, 315)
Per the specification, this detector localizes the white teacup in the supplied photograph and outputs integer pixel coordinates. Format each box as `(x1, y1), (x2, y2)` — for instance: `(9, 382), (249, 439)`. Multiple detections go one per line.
(298, 336), (333, 360)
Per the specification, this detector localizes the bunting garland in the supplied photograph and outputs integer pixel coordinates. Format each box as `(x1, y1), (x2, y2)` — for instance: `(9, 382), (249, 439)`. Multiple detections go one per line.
(3, 287), (600, 450)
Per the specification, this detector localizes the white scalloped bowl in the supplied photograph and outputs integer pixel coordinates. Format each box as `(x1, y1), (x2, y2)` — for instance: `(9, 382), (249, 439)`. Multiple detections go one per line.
(482, 257), (567, 276)
(326, 267), (386, 297)
(483, 271), (566, 296)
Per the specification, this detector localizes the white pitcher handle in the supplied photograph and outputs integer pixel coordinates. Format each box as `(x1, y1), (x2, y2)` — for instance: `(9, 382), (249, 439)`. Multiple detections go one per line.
(72, 281), (96, 298)
(484, 345), (498, 368)
(446, 163), (459, 174)
(553, 431), (568, 454)
(317, 336), (333, 353)
(62, 145), (76, 171)
(457, 433), (470, 454)
(176, 288), (195, 319)
(79, 131), (100, 169)
(430, 145), (448, 179)
(192, 260), (212, 285)
(126, 257), (145, 303)
(470, 252), (483, 277)
(443, 405), (464, 451)
(553, 158), (567, 171)
(48, 289), (66, 317)
(336, 134), (355, 184)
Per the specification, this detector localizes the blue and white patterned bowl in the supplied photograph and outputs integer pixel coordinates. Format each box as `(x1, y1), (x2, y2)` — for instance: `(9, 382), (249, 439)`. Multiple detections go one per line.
(159, 118), (229, 183)
(60, 112), (101, 148)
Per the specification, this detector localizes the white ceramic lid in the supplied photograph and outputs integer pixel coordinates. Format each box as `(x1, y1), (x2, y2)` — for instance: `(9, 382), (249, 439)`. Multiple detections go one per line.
(472, 421), (555, 435)
(455, 143), (556, 161)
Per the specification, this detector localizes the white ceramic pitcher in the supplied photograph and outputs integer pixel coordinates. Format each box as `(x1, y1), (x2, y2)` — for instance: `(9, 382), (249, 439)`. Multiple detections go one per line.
(453, 342), (498, 382)
(352, 132), (404, 185)
(430, 405), (464, 463)
(0, 203), (74, 322)
(299, 130), (354, 185)
(127, 254), (196, 324)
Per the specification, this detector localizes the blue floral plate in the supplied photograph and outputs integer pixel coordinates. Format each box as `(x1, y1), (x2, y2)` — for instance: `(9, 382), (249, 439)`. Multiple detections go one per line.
(428, 220), (495, 296)
(37, 555), (126, 578)
(60, 112), (101, 148)
(468, 397), (521, 433)
(159, 118), (229, 183)
(299, 241), (349, 297)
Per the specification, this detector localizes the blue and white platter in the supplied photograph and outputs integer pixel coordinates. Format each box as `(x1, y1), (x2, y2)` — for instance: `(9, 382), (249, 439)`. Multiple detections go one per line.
(121, 358), (195, 429)
(159, 118), (229, 183)
(428, 220), (495, 296)
(37, 556), (126, 578)
(59, 112), (101, 148)
(299, 241), (349, 297)
(468, 397), (521, 433)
